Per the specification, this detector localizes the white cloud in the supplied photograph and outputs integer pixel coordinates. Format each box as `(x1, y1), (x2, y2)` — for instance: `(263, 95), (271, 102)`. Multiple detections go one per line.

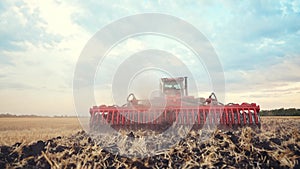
(1, 0), (299, 115)
(0, 0), (91, 115)
(256, 38), (286, 49)
(291, 0), (300, 13)
(224, 55), (300, 109)
(24, 0), (83, 36)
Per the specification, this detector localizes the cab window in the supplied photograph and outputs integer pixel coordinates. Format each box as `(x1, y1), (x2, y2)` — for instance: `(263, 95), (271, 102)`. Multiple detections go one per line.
(164, 82), (181, 90)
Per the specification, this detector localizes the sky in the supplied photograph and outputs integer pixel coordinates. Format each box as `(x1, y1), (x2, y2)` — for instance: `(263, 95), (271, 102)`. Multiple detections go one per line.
(0, 0), (300, 116)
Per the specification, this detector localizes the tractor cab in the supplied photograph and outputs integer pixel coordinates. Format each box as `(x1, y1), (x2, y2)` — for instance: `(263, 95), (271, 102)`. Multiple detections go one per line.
(160, 77), (188, 96)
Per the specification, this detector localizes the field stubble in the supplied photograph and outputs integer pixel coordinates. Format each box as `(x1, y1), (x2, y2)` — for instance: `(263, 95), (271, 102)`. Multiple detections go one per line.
(0, 116), (299, 168)
(0, 118), (82, 146)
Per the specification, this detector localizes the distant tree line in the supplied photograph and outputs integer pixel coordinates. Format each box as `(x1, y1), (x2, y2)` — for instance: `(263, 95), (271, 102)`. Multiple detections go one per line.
(260, 108), (300, 116)
(0, 113), (42, 118)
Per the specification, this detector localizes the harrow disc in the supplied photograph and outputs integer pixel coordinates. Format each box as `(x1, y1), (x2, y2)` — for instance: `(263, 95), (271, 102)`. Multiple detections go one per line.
(89, 103), (261, 131)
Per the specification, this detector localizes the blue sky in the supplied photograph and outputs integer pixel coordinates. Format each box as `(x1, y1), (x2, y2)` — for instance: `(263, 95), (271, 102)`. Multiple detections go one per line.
(0, 0), (299, 115)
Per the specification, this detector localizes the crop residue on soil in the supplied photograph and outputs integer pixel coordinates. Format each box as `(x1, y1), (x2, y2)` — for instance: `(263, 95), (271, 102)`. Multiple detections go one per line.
(0, 118), (300, 168)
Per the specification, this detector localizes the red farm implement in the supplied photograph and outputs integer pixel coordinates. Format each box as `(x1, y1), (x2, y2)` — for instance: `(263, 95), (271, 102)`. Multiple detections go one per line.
(90, 77), (261, 131)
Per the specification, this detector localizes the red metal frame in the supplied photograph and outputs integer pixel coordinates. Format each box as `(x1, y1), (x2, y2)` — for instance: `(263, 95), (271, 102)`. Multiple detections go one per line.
(89, 103), (260, 128)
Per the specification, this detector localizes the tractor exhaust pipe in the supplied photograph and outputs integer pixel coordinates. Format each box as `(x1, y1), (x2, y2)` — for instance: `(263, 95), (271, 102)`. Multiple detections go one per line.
(184, 76), (188, 96)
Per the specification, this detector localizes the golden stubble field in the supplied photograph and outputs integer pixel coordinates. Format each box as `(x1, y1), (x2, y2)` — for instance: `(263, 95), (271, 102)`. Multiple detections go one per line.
(0, 117), (82, 146)
(0, 116), (299, 168)
(0, 116), (299, 146)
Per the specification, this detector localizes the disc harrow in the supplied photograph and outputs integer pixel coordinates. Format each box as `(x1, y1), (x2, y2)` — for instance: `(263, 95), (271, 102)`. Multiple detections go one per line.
(89, 77), (261, 131)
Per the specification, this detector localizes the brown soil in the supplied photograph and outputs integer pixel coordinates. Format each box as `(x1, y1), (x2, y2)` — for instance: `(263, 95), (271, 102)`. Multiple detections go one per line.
(0, 117), (299, 168)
